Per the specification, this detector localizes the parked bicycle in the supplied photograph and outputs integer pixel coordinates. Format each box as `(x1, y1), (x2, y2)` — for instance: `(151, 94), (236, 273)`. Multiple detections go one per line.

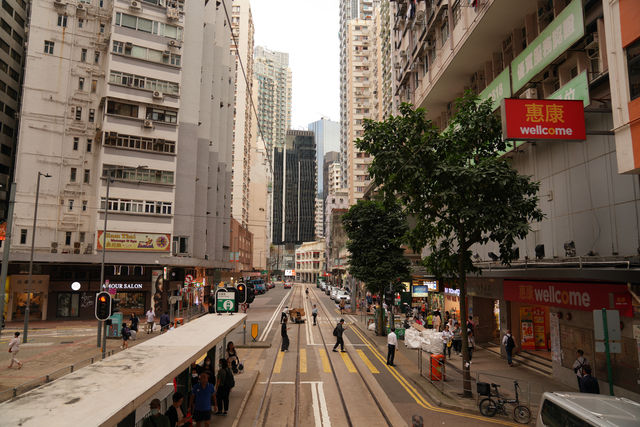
(478, 380), (531, 424)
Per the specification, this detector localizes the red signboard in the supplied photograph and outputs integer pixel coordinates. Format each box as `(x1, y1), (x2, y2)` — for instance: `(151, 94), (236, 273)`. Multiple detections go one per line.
(504, 280), (633, 317)
(501, 98), (586, 141)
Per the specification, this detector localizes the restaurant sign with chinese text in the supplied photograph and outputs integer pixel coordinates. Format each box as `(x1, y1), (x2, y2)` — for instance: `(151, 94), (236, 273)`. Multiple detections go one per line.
(97, 231), (171, 252)
(501, 99), (586, 141)
(510, 0), (584, 93)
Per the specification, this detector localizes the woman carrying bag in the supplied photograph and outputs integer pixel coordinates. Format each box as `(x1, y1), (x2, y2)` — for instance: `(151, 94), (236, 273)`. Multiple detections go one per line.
(226, 341), (243, 374)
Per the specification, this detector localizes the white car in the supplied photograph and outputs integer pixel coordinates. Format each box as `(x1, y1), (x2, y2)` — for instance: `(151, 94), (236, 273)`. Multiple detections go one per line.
(335, 290), (351, 304)
(330, 287), (339, 300)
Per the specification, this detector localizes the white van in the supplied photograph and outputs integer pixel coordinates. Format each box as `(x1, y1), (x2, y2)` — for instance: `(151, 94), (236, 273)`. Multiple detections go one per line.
(537, 392), (640, 427)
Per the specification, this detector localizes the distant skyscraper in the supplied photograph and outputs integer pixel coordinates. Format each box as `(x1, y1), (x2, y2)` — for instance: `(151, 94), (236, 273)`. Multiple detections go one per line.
(272, 130), (316, 245)
(323, 151), (341, 200)
(254, 46), (292, 155)
(308, 118), (340, 198)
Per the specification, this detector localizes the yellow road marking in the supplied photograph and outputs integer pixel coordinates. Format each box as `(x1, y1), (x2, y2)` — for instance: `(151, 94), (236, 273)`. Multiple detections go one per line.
(274, 350), (285, 374)
(300, 348), (307, 373)
(318, 348), (332, 373)
(357, 349), (379, 374)
(349, 326), (518, 426)
(340, 351), (357, 373)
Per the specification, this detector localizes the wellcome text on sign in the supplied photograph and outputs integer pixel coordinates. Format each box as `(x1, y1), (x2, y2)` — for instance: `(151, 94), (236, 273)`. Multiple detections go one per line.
(97, 231), (171, 252)
(501, 98), (586, 141)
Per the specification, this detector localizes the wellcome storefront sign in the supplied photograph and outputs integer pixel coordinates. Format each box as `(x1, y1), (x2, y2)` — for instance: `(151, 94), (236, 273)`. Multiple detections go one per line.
(97, 231), (171, 252)
(503, 281), (633, 317)
(501, 98), (586, 141)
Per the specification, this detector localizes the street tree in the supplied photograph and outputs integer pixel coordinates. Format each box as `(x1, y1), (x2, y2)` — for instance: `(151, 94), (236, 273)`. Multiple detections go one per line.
(357, 92), (543, 396)
(342, 199), (411, 336)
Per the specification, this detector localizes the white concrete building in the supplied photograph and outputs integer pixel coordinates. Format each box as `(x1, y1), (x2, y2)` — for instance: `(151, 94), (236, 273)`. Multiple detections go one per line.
(327, 160), (342, 195)
(295, 239), (325, 284)
(248, 135), (270, 271)
(314, 197), (323, 238)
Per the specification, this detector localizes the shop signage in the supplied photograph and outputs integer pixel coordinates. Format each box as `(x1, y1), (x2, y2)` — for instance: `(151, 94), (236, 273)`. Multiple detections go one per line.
(479, 67), (511, 111)
(107, 283), (144, 289)
(425, 281), (438, 291)
(97, 231), (171, 252)
(548, 71), (590, 107)
(501, 99), (586, 141)
(284, 269), (296, 277)
(510, 0), (584, 93)
(444, 287), (460, 296)
(412, 285), (429, 298)
(504, 281), (633, 317)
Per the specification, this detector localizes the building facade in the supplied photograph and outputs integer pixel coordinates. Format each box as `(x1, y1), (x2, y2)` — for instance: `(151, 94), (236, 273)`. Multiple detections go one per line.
(248, 135), (271, 270)
(271, 130), (316, 245)
(5, 0), (235, 321)
(308, 117), (340, 197)
(295, 239), (325, 284)
(230, 217), (252, 273)
(393, 0), (640, 399)
(254, 45), (291, 155)
(229, 0), (254, 227)
(314, 197), (323, 238)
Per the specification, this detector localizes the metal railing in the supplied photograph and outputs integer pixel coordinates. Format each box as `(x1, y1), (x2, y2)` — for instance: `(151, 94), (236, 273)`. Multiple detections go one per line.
(417, 347), (460, 396)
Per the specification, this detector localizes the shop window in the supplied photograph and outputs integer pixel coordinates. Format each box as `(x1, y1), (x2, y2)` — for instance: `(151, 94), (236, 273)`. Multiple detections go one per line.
(113, 292), (145, 314)
(628, 38), (640, 101)
(57, 293), (79, 317)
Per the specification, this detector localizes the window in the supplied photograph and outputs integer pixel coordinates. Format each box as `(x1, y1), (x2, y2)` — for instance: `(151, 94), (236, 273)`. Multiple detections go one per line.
(8, 67), (18, 82)
(79, 232), (85, 243)
(20, 228), (26, 244)
(94, 51), (100, 64)
(106, 100), (138, 118)
(103, 131), (176, 154)
(78, 77), (85, 90)
(73, 137), (79, 150)
(109, 71), (179, 94)
(91, 79), (97, 93)
(540, 400), (587, 427)
(81, 48), (87, 62)
(86, 139), (92, 152)
(101, 197), (172, 216)
(103, 164), (174, 185)
(82, 200), (87, 212)
(10, 48), (20, 63)
(100, 23), (105, 33)
(83, 169), (90, 183)
(65, 232), (72, 246)
(68, 199), (74, 211)
(173, 236), (188, 254)
(70, 167), (77, 182)
(44, 41), (54, 54)
(57, 14), (67, 27)
(1, 18), (10, 35)
(88, 109), (95, 122)
(111, 41), (181, 66)
(78, 18), (83, 28)
(57, 293), (80, 318)
(441, 20), (449, 47)
(75, 106), (82, 120)
(628, 38), (640, 101)
(2, 0), (13, 15)
(114, 12), (183, 40)
(146, 107), (177, 124)
(0, 39), (8, 54)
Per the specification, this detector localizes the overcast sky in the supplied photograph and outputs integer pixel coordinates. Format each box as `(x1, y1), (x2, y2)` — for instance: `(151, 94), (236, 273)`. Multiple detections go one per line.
(250, 0), (340, 129)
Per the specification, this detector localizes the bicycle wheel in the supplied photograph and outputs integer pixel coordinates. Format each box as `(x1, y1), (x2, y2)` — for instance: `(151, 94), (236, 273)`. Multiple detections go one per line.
(513, 405), (531, 424)
(479, 398), (498, 417)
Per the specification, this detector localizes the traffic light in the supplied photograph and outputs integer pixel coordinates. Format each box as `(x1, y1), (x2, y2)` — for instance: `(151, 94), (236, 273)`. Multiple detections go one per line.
(111, 298), (120, 313)
(95, 292), (112, 321)
(236, 283), (247, 304)
(246, 286), (255, 304)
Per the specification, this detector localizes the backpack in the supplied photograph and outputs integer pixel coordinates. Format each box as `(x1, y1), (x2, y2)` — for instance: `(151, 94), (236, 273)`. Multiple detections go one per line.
(333, 326), (339, 336)
(506, 335), (515, 351)
(224, 368), (235, 389)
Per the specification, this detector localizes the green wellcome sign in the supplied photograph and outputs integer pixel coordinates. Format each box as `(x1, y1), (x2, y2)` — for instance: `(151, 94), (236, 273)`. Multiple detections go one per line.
(511, 0), (584, 93)
(479, 67), (511, 112)
(548, 71), (590, 107)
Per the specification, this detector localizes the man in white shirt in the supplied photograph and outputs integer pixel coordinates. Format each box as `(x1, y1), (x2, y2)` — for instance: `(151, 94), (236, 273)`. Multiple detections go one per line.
(145, 309), (155, 334)
(7, 331), (22, 369)
(386, 328), (398, 366)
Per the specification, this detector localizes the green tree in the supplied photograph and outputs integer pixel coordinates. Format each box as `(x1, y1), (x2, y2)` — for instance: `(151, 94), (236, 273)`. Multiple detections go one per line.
(357, 92), (543, 396)
(342, 199), (411, 336)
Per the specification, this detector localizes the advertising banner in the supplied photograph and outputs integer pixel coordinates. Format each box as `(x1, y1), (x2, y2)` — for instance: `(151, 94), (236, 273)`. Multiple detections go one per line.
(504, 280), (633, 317)
(548, 71), (590, 107)
(501, 99), (586, 141)
(532, 306), (547, 350)
(510, 0), (584, 93)
(97, 231), (171, 252)
(412, 285), (429, 298)
(520, 306), (536, 350)
(479, 67), (511, 111)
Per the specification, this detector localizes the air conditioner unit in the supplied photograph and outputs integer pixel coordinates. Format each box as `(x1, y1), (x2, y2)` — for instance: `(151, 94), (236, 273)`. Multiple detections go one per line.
(125, 42), (133, 48)
(84, 243), (93, 254)
(542, 67), (558, 80)
(163, 50), (171, 57)
(416, 10), (425, 21)
(130, 0), (141, 10)
(54, 0), (65, 6)
(76, 3), (84, 10)
(152, 91), (163, 99)
(73, 248), (80, 254)
(168, 40), (182, 48)
(167, 7), (179, 20)
(51, 242), (58, 253)
(74, 241), (81, 249)
(522, 87), (538, 99)
(143, 119), (154, 128)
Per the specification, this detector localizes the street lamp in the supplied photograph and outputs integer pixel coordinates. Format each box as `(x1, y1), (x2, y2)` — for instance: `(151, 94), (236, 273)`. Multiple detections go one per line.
(23, 172), (51, 343)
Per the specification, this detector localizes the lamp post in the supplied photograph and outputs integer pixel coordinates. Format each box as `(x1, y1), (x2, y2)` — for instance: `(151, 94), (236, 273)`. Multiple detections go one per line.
(23, 172), (51, 343)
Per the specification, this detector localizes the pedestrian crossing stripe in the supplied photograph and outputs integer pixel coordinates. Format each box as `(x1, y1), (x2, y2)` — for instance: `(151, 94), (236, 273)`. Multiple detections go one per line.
(356, 349), (379, 374)
(274, 350), (285, 374)
(318, 348), (331, 373)
(340, 351), (357, 373)
(300, 348), (307, 373)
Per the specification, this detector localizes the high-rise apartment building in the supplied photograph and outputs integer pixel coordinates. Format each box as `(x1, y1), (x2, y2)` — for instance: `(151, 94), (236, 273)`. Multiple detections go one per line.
(248, 134), (271, 270)
(308, 117), (340, 198)
(5, 0), (235, 321)
(393, 0), (640, 398)
(272, 130), (316, 245)
(372, 0), (393, 120)
(0, 0), (27, 219)
(229, 0), (254, 227)
(323, 151), (341, 198)
(254, 46), (291, 155)
(314, 197), (323, 238)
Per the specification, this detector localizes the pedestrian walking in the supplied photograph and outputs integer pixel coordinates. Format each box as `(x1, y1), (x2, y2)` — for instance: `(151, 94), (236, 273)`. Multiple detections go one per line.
(312, 304), (318, 325)
(190, 372), (216, 427)
(332, 319), (346, 352)
(215, 358), (234, 416)
(121, 322), (131, 350)
(466, 315), (475, 334)
(7, 332), (22, 369)
(441, 325), (453, 358)
(502, 329), (516, 366)
(452, 322), (462, 355)
(130, 313), (139, 333)
(281, 306), (289, 323)
(165, 392), (192, 427)
(433, 311), (441, 332)
(339, 298), (346, 314)
(160, 311), (170, 333)
(143, 398), (171, 427)
(281, 315), (290, 352)
(386, 328), (397, 366)
(305, 288), (309, 298)
(226, 341), (241, 374)
(573, 349), (589, 390)
(426, 312), (433, 329)
(145, 308), (155, 334)
(579, 365), (600, 394)
(467, 329), (475, 362)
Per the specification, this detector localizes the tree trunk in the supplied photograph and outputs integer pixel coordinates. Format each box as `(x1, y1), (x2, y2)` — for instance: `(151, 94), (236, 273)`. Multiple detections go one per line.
(377, 292), (386, 336)
(458, 252), (472, 398)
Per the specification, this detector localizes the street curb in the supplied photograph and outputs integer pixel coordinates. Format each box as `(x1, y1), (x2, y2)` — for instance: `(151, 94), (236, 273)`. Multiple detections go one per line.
(235, 343), (271, 349)
(231, 370), (259, 427)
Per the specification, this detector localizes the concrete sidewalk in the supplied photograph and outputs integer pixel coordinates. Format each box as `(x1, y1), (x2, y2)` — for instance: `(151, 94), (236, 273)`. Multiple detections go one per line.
(349, 311), (572, 415)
